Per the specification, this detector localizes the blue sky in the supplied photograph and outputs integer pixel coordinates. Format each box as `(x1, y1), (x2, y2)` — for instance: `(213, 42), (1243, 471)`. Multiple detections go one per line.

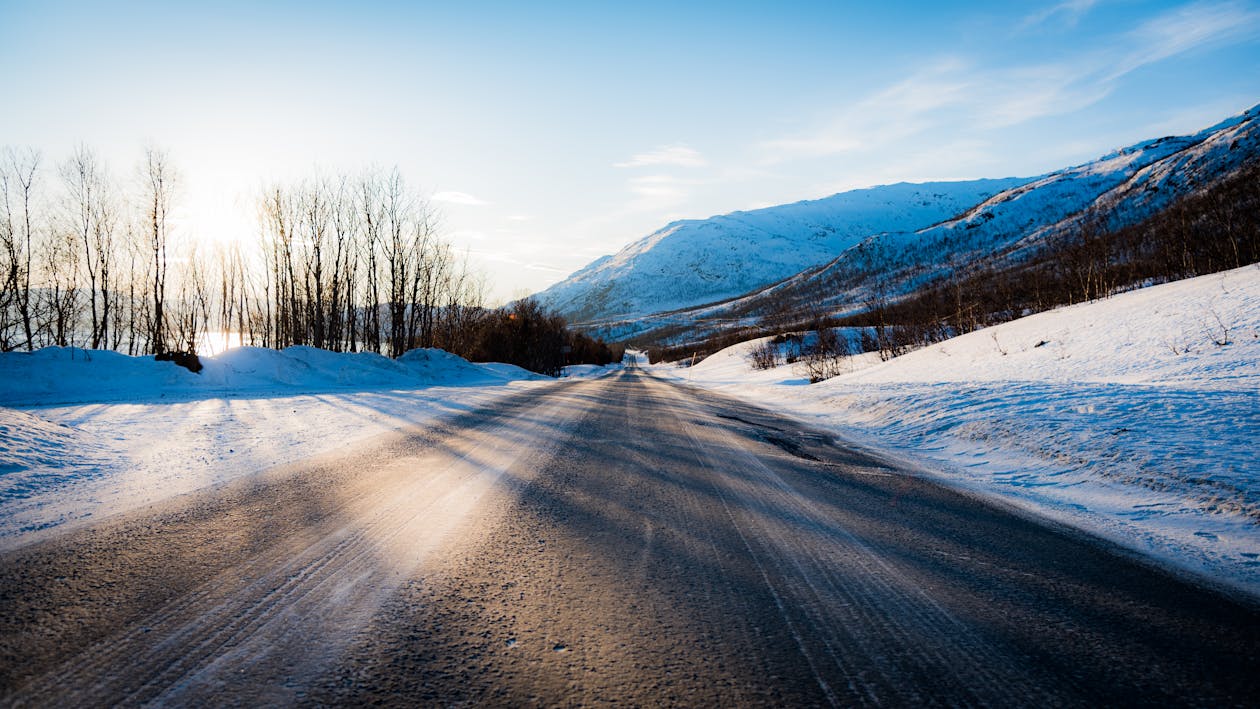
(2, 0), (1258, 301)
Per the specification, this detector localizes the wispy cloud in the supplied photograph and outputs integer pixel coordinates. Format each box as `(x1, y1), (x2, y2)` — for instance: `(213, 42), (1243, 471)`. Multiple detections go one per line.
(571, 173), (705, 242)
(432, 190), (488, 206)
(626, 174), (696, 209)
(1020, 0), (1100, 30)
(759, 0), (1260, 163)
(524, 262), (568, 273)
(986, 0), (1259, 127)
(981, 62), (1114, 128)
(1107, 0), (1260, 80)
(758, 59), (972, 162)
(758, 62), (1098, 163)
(614, 144), (707, 168)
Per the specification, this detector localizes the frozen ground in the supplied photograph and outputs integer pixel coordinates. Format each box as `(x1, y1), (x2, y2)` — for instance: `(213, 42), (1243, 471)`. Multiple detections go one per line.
(653, 265), (1260, 597)
(3, 270), (1256, 598)
(0, 345), (616, 549)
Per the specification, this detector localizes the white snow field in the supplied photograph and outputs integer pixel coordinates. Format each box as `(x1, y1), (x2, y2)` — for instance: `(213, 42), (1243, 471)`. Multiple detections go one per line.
(653, 265), (1260, 597)
(0, 345), (615, 549)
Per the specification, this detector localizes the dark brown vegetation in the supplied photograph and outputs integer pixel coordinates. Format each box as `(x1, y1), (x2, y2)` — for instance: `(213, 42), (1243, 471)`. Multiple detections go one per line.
(469, 299), (623, 377)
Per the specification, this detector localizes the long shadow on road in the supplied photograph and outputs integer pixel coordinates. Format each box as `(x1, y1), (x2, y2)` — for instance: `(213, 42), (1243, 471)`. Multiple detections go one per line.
(317, 368), (1260, 706)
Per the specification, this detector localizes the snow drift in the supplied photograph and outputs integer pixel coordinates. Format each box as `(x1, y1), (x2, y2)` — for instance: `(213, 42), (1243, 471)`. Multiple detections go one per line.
(655, 265), (1260, 597)
(0, 345), (543, 407)
(0, 346), (622, 548)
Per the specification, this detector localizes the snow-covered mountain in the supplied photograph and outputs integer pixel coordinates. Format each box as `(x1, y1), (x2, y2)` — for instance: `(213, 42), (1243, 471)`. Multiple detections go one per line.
(771, 103), (1260, 305)
(535, 179), (1027, 324)
(906, 106), (1258, 258)
(544, 103), (1260, 342)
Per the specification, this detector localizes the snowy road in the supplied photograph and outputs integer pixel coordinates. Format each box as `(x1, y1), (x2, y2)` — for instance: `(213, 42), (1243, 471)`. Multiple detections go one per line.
(2, 365), (1258, 705)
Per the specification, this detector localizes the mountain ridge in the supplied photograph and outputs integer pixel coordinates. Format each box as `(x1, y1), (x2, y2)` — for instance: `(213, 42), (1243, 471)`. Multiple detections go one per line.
(536, 104), (1260, 340)
(536, 178), (1029, 323)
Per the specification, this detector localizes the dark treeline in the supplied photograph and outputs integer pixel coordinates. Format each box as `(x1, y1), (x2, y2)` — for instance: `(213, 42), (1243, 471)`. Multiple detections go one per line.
(471, 299), (624, 377)
(0, 145), (618, 375)
(650, 157), (1260, 374)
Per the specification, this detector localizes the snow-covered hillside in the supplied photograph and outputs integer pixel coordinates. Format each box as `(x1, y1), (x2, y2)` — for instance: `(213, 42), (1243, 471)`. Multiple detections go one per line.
(653, 265), (1260, 597)
(0, 347), (614, 548)
(535, 179), (1026, 323)
(870, 104), (1260, 270)
(544, 104), (1260, 343)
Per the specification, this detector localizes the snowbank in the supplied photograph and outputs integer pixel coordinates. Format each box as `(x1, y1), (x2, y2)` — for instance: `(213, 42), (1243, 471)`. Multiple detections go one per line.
(0, 346), (555, 548)
(0, 345), (544, 407)
(656, 265), (1260, 597)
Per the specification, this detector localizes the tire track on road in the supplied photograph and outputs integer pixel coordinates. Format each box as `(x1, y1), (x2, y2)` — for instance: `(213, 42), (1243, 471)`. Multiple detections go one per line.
(2, 386), (586, 706)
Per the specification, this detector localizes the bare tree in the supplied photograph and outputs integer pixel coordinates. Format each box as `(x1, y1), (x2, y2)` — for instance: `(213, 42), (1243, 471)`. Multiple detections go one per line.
(260, 184), (302, 348)
(0, 154), (19, 349)
(300, 179), (332, 349)
(358, 171), (385, 354)
(749, 339), (780, 369)
(172, 242), (211, 354)
(140, 148), (176, 354)
(5, 147), (498, 362)
(61, 145), (119, 348)
(1, 148), (41, 350)
(436, 250), (486, 355)
(41, 218), (80, 347)
(120, 220), (148, 355)
(329, 175), (359, 351)
(796, 316), (851, 383)
(214, 241), (251, 350)
(381, 169), (412, 358)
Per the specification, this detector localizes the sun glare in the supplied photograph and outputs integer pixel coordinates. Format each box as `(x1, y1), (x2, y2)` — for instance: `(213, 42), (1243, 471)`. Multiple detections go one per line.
(177, 180), (257, 253)
(196, 330), (245, 358)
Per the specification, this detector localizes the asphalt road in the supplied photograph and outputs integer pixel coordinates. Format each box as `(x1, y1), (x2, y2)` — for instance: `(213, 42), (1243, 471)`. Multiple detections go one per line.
(2, 364), (1257, 706)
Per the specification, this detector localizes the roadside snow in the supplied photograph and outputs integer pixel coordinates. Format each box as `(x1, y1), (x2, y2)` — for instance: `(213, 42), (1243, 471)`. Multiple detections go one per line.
(0, 346), (618, 549)
(0, 346), (541, 407)
(654, 265), (1260, 597)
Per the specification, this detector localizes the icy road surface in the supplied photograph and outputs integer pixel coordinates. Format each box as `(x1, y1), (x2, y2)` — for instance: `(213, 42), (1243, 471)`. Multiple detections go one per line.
(2, 364), (1258, 706)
